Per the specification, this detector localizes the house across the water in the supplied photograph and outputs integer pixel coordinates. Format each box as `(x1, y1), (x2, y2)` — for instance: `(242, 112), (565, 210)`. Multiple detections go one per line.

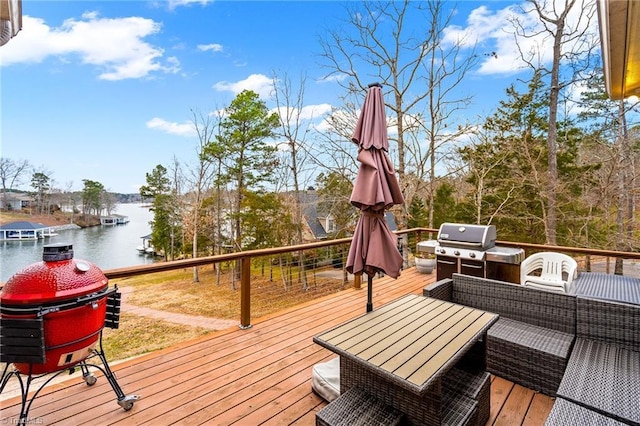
(0, 221), (58, 241)
(100, 214), (130, 225)
(0, 192), (32, 211)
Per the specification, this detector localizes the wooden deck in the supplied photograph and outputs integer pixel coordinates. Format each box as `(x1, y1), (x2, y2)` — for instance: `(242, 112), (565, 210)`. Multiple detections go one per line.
(0, 268), (553, 425)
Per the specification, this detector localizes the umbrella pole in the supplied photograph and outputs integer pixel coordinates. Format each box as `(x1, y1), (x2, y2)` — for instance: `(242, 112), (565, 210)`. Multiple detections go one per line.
(367, 274), (373, 312)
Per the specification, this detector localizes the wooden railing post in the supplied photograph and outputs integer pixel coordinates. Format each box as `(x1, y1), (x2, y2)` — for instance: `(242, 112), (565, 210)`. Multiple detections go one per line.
(240, 256), (252, 329)
(354, 272), (361, 289)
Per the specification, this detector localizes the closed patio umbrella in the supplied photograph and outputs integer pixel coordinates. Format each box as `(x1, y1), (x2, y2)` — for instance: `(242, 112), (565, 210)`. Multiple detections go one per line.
(346, 82), (404, 312)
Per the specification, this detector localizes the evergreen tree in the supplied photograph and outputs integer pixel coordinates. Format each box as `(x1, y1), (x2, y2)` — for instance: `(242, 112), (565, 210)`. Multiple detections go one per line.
(140, 165), (180, 260)
(31, 172), (51, 215)
(81, 179), (105, 216)
(216, 90), (279, 251)
(408, 197), (428, 229)
(459, 71), (597, 244)
(432, 182), (459, 228)
(315, 171), (354, 239)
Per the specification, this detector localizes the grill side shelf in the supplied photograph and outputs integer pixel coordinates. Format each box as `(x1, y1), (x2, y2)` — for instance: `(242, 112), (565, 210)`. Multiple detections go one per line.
(105, 291), (121, 329)
(0, 317), (46, 364)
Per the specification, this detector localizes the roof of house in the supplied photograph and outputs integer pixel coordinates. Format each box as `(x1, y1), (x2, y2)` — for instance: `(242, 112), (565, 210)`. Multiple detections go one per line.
(300, 191), (328, 239)
(0, 191), (31, 201)
(0, 221), (50, 230)
(299, 190), (398, 239)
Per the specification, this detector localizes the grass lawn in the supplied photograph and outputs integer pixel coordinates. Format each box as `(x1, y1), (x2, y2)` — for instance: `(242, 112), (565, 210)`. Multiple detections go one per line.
(102, 262), (348, 361)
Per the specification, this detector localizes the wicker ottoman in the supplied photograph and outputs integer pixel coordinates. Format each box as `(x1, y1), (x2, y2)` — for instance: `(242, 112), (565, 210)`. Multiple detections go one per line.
(487, 318), (574, 396)
(443, 368), (491, 426)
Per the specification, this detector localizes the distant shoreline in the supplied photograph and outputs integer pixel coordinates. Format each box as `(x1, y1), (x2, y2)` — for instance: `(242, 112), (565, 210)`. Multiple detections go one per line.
(2, 211), (104, 228)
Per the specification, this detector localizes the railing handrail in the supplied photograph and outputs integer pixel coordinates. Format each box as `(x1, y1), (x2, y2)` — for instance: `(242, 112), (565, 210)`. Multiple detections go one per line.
(104, 227), (640, 279)
(95, 227), (640, 328)
(104, 237), (352, 279)
(493, 240), (640, 260)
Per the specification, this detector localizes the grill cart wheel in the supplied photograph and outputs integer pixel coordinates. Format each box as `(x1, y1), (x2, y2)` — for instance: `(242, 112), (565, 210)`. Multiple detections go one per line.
(83, 373), (97, 386)
(118, 395), (139, 411)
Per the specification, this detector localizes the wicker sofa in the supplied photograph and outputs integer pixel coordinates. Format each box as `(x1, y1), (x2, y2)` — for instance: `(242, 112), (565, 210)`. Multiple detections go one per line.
(424, 273), (576, 396)
(548, 296), (640, 426)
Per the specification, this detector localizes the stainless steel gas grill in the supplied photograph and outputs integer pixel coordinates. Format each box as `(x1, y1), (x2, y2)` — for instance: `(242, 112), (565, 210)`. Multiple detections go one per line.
(418, 223), (525, 283)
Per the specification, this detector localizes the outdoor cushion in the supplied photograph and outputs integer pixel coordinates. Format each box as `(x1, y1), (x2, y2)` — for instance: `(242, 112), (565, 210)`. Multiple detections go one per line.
(312, 356), (340, 402)
(557, 338), (640, 425)
(546, 398), (626, 425)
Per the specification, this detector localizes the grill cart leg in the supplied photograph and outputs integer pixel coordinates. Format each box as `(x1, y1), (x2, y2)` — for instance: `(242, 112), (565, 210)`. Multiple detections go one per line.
(0, 363), (83, 425)
(0, 316), (57, 424)
(80, 331), (140, 411)
(80, 362), (97, 385)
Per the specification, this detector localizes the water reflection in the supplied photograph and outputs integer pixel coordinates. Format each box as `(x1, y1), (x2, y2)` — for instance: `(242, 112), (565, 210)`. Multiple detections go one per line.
(1, 204), (156, 282)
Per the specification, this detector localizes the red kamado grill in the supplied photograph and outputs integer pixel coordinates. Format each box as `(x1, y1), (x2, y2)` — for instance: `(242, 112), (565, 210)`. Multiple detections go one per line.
(418, 223), (525, 283)
(0, 243), (138, 422)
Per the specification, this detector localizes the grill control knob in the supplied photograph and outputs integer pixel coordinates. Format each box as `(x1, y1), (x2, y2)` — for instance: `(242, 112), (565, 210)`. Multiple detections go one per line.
(454, 250), (460, 256)
(469, 252), (476, 258)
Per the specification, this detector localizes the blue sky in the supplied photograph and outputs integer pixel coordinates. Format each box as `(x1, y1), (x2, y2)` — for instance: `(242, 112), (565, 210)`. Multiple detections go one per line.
(0, 0), (597, 194)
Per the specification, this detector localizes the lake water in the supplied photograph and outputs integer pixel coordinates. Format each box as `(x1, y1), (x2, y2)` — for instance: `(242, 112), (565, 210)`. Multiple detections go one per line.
(1, 203), (157, 283)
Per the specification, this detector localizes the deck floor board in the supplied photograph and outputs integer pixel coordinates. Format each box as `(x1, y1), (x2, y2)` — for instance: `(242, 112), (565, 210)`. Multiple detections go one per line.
(1, 268), (553, 425)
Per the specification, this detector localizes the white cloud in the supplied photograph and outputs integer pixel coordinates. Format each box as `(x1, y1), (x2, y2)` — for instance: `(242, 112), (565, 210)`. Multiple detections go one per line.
(146, 117), (196, 137)
(198, 43), (223, 53)
(315, 108), (354, 133)
(300, 104), (332, 120)
(271, 104), (332, 128)
(442, 5), (527, 75)
(443, 1), (595, 76)
(0, 13), (180, 80)
(317, 74), (347, 84)
(166, 0), (214, 11)
(213, 73), (274, 99)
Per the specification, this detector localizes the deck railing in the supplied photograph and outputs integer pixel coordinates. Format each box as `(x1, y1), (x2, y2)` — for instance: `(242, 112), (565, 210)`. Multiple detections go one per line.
(101, 228), (640, 328)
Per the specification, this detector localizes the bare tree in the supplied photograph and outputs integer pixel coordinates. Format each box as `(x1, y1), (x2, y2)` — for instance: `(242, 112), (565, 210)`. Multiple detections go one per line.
(319, 0), (427, 232)
(64, 181), (76, 222)
(201, 118), (229, 286)
(413, 0), (478, 228)
(272, 71), (321, 290)
(167, 155), (184, 262)
(614, 99), (638, 273)
(511, 0), (597, 243)
(318, 0), (478, 263)
(456, 126), (513, 224)
(0, 157), (31, 209)
(103, 190), (117, 215)
(185, 109), (217, 283)
(308, 100), (360, 182)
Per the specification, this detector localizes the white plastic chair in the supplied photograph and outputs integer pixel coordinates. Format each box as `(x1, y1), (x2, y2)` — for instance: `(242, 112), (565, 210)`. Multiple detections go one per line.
(520, 252), (578, 293)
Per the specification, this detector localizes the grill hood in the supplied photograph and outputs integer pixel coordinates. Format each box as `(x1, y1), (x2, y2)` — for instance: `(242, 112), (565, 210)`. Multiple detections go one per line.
(436, 223), (496, 250)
